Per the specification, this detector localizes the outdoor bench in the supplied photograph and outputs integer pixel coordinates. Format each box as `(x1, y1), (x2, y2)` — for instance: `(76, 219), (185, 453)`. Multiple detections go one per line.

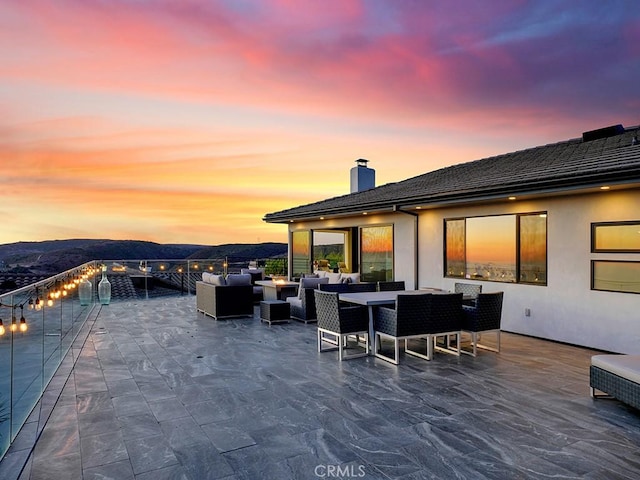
(590, 354), (640, 410)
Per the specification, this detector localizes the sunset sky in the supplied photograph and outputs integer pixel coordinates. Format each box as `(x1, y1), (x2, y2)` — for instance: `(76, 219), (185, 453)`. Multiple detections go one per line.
(1, 1), (638, 246)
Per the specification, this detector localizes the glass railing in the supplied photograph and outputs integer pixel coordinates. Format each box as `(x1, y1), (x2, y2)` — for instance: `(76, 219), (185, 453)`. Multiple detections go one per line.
(94, 257), (288, 301)
(0, 256), (288, 460)
(0, 261), (100, 460)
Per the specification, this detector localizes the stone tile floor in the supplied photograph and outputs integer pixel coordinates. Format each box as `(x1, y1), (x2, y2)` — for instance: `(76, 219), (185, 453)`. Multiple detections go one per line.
(1, 296), (639, 479)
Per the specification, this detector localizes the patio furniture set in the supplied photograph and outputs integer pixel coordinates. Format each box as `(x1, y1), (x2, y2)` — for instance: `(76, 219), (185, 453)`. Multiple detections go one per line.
(196, 272), (638, 411)
(196, 272), (503, 361)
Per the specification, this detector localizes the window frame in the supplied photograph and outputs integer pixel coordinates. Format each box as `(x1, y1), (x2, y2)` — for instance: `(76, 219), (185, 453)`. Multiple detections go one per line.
(591, 260), (640, 294)
(591, 221), (640, 253)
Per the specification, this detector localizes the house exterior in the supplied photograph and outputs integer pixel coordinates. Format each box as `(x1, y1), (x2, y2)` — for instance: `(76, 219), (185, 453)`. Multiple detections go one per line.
(264, 125), (640, 354)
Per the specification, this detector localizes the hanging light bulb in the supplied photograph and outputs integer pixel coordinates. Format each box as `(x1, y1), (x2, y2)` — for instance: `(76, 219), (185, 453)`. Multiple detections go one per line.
(0, 319), (5, 336)
(10, 315), (17, 332)
(19, 306), (27, 332)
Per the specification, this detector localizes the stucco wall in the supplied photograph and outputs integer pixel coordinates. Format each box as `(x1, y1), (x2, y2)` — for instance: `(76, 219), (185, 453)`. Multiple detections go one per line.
(418, 189), (640, 354)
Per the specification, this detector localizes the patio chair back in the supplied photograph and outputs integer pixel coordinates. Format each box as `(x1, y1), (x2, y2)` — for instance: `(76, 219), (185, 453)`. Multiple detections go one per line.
(319, 283), (350, 293)
(463, 292), (504, 332)
(314, 290), (368, 334)
(377, 281), (406, 292)
(454, 282), (481, 296)
(347, 282), (377, 293)
(375, 294), (431, 337)
(422, 292), (463, 334)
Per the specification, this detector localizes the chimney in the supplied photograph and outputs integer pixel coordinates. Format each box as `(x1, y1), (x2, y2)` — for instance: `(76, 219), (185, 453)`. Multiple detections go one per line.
(350, 158), (375, 193)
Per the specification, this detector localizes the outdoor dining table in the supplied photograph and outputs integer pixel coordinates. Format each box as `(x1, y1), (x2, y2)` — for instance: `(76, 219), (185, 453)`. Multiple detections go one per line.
(338, 290), (429, 354)
(338, 289), (472, 355)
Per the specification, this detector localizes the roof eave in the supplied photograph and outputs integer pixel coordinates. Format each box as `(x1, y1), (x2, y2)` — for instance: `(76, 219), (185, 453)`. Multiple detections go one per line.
(264, 172), (640, 223)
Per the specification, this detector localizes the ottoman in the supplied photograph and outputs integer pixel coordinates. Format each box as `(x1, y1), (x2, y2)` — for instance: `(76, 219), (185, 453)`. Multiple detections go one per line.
(260, 300), (290, 325)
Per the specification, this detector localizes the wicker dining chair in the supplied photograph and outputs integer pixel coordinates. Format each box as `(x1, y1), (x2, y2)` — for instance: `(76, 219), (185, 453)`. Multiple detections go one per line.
(314, 290), (369, 361)
(373, 293), (431, 364)
(454, 282), (482, 306)
(461, 292), (504, 356)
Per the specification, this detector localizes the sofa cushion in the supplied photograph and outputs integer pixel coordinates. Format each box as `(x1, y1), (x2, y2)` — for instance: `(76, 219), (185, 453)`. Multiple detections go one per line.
(591, 355), (640, 385)
(203, 272), (226, 285)
(286, 297), (302, 308)
(298, 277), (330, 298)
(226, 274), (252, 286)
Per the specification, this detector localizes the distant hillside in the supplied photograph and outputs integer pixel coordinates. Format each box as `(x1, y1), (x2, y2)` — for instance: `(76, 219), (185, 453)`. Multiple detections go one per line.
(188, 243), (288, 260)
(0, 239), (287, 275)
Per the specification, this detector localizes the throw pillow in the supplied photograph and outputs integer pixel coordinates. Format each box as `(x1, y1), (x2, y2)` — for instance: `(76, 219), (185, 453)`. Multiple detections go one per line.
(341, 273), (360, 284)
(326, 272), (341, 284)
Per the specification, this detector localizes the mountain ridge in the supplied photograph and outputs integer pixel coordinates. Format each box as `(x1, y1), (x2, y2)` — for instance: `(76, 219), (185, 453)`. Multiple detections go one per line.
(0, 239), (287, 274)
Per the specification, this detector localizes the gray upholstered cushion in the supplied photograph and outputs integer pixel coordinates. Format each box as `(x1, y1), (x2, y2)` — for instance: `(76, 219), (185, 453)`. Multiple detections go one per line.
(592, 355), (640, 385)
(297, 276), (329, 298)
(226, 274), (252, 286)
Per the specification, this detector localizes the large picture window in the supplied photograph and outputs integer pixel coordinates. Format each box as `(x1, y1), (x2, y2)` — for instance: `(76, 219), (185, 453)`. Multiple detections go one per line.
(444, 213), (547, 285)
(360, 225), (393, 282)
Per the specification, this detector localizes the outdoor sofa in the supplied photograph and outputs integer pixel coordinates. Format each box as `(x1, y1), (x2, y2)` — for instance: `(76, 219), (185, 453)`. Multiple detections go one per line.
(590, 354), (640, 410)
(196, 273), (254, 320)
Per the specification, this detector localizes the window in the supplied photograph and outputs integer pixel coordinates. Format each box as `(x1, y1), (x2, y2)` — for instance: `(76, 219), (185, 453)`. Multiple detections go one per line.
(313, 230), (348, 272)
(291, 230), (311, 278)
(592, 221), (640, 252)
(592, 261), (640, 294)
(444, 213), (547, 285)
(519, 213), (548, 284)
(591, 221), (640, 293)
(466, 215), (516, 282)
(445, 219), (465, 277)
(360, 225), (393, 282)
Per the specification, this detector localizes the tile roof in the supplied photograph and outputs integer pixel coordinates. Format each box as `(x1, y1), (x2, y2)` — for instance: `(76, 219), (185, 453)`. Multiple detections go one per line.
(264, 125), (640, 222)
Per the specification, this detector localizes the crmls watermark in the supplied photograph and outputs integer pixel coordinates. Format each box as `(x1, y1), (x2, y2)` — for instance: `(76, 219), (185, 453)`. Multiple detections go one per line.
(314, 464), (366, 478)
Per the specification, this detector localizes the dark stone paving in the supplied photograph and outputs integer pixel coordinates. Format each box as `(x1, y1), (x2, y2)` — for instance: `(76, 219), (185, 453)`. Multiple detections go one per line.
(1, 296), (639, 479)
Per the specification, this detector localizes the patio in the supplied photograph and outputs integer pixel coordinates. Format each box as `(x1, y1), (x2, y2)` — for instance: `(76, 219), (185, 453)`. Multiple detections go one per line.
(1, 295), (639, 480)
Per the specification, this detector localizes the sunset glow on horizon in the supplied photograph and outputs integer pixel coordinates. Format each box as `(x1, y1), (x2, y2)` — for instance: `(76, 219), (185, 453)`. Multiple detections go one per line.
(1, 1), (637, 246)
